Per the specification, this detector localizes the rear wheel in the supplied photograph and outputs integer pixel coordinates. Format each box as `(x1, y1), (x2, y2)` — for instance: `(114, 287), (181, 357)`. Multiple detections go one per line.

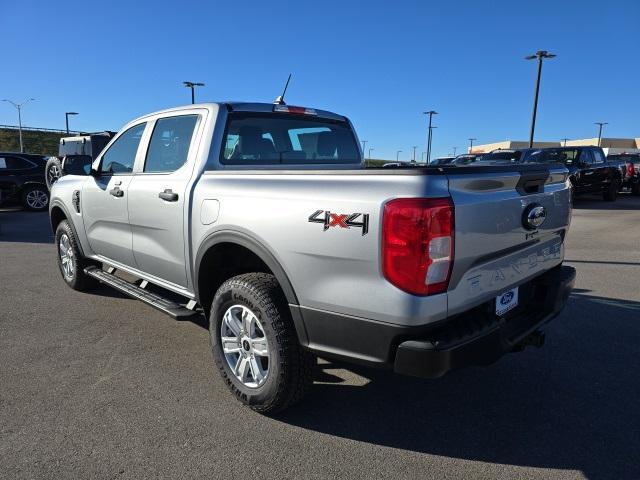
(209, 273), (315, 414)
(632, 182), (640, 196)
(603, 179), (619, 201)
(55, 220), (98, 291)
(45, 157), (63, 190)
(21, 185), (49, 211)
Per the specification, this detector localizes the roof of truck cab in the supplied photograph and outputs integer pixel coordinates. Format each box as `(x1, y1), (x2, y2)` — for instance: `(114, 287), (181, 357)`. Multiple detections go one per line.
(224, 102), (347, 121)
(135, 102), (347, 122)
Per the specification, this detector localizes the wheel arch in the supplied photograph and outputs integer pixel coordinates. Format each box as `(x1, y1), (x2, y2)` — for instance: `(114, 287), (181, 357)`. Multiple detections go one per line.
(194, 231), (299, 313)
(49, 201), (86, 257)
(21, 180), (49, 191)
(50, 204), (67, 233)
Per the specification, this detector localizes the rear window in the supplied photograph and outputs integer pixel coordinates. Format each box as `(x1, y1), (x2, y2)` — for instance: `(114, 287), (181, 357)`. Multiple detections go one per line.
(220, 112), (360, 165)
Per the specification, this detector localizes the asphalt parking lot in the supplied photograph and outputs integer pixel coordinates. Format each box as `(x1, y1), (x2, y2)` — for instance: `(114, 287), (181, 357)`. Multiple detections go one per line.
(1, 195), (639, 480)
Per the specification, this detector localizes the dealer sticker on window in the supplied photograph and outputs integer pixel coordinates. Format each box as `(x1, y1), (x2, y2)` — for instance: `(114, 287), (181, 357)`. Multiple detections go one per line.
(496, 287), (519, 316)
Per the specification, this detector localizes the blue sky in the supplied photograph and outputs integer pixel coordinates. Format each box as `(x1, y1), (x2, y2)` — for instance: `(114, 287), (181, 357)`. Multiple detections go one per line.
(1, 0), (638, 160)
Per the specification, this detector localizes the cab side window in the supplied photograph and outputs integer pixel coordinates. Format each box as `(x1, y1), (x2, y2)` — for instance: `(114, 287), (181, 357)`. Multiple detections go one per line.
(592, 149), (605, 164)
(100, 123), (146, 174)
(580, 149), (593, 165)
(144, 115), (198, 173)
(0, 156), (33, 169)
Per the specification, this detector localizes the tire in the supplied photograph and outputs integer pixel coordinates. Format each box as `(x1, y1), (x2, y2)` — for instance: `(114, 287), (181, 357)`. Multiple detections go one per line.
(45, 157), (63, 190)
(209, 273), (315, 414)
(55, 220), (99, 291)
(603, 179), (619, 202)
(632, 183), (640, 196)
(21, 184), (49, 211)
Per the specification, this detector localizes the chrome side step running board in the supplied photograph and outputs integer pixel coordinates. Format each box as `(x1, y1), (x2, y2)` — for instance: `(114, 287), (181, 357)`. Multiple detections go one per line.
(84, 266), (200, 320)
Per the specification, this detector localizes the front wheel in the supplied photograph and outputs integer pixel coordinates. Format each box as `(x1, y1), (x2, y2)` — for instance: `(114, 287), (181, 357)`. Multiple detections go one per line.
(55, 220), (98, 291)
(209, 273), (315, 414)
(603, 179), (619, 201)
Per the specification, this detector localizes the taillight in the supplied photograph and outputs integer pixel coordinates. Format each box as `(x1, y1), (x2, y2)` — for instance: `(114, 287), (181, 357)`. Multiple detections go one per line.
(382, 198), (454, 296)
(628, 163), (636, 176)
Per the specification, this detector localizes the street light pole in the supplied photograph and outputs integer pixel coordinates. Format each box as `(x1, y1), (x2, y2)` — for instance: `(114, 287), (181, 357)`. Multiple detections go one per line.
(65, 112), (78, 134)
(468, 138), (476, 153)
(396, 150), (402, 162)
(368, 147), (374, 160)
(2, 98), (35, 153)
(423, 110), (438, 164)
(525, 50), (556, 148)
(561, 138), (569, 147)
(361, 140), (368, 156)
(595, 122), (608, 147)
(412, 146), (417, 163)
(183, 81), (205, 104)
(452, 146), (457, 156)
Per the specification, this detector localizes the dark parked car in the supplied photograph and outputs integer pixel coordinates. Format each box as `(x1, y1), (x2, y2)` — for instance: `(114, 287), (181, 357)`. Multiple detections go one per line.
(607, 153), (640, 195)
(521, 146), (621, 201)
(0, 153), (50, 211)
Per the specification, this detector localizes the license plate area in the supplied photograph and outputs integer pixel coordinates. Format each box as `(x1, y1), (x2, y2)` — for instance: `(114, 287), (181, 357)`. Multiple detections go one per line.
(496, 287), (519, 316)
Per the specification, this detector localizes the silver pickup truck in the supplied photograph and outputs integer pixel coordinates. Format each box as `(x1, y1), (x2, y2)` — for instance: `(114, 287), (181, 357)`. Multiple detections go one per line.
(49, 101), (575, 413)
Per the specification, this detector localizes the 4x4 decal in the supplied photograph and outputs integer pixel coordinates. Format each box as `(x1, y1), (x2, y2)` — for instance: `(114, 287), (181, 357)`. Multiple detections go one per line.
(308, 210), (369, 236)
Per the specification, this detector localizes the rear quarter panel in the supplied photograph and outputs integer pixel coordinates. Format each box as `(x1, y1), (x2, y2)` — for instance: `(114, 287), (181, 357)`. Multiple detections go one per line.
(191, 171), (451, 326)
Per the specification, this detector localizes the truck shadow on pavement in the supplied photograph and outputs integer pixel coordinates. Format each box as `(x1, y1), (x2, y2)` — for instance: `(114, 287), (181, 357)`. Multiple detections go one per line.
(0, 210), (53, 244)
(278, 292), (640, 480)
(573, 192), (640, 211)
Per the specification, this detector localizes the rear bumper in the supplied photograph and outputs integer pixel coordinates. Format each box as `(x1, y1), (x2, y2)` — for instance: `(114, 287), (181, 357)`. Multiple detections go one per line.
(295, 265), (576, 378)
(393, 265), (576, 378)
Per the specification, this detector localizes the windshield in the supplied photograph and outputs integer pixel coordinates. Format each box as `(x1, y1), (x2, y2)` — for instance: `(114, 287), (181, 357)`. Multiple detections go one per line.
(221, 112), (360, 165)
(481, 151), (522, 163)
(453, 155), (480, 165)
(524, 148), (579, 164)
(431, 157), (454, 165)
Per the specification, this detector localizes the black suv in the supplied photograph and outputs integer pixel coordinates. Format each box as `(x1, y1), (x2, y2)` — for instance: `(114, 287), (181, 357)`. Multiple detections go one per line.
(0, 153), (50, 211)
(521, 146), (621, 202)
(607, 153), (640, 195)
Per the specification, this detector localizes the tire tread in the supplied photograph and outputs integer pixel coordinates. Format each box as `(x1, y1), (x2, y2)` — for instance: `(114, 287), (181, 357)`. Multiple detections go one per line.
(211, 273), (314, 414)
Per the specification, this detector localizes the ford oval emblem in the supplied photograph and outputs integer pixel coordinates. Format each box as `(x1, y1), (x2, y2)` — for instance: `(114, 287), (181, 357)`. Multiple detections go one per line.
(500, 291), (514, 305)
(523, 204), (546, 230)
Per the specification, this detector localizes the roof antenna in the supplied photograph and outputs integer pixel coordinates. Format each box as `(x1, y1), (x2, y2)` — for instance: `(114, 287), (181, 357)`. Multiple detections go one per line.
(274, 73), (292, 105)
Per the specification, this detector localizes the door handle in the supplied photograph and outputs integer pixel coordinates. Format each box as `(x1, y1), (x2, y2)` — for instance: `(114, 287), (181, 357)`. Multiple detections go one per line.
(584, 171), (594, 175)
(109, 187), (124, 197)
(158, 189), (179, 202)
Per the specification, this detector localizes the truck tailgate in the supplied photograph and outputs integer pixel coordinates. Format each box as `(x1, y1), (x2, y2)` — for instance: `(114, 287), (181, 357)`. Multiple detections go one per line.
(445, 165), (571, 316)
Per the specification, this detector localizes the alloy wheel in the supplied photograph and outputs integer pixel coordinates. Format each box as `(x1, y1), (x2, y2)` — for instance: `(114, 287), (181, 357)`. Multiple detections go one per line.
(58, 233), (74, 280)
(48, 165), (62, 185)
(220, 304), (270, 388)
(26, 189), (49, 209)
